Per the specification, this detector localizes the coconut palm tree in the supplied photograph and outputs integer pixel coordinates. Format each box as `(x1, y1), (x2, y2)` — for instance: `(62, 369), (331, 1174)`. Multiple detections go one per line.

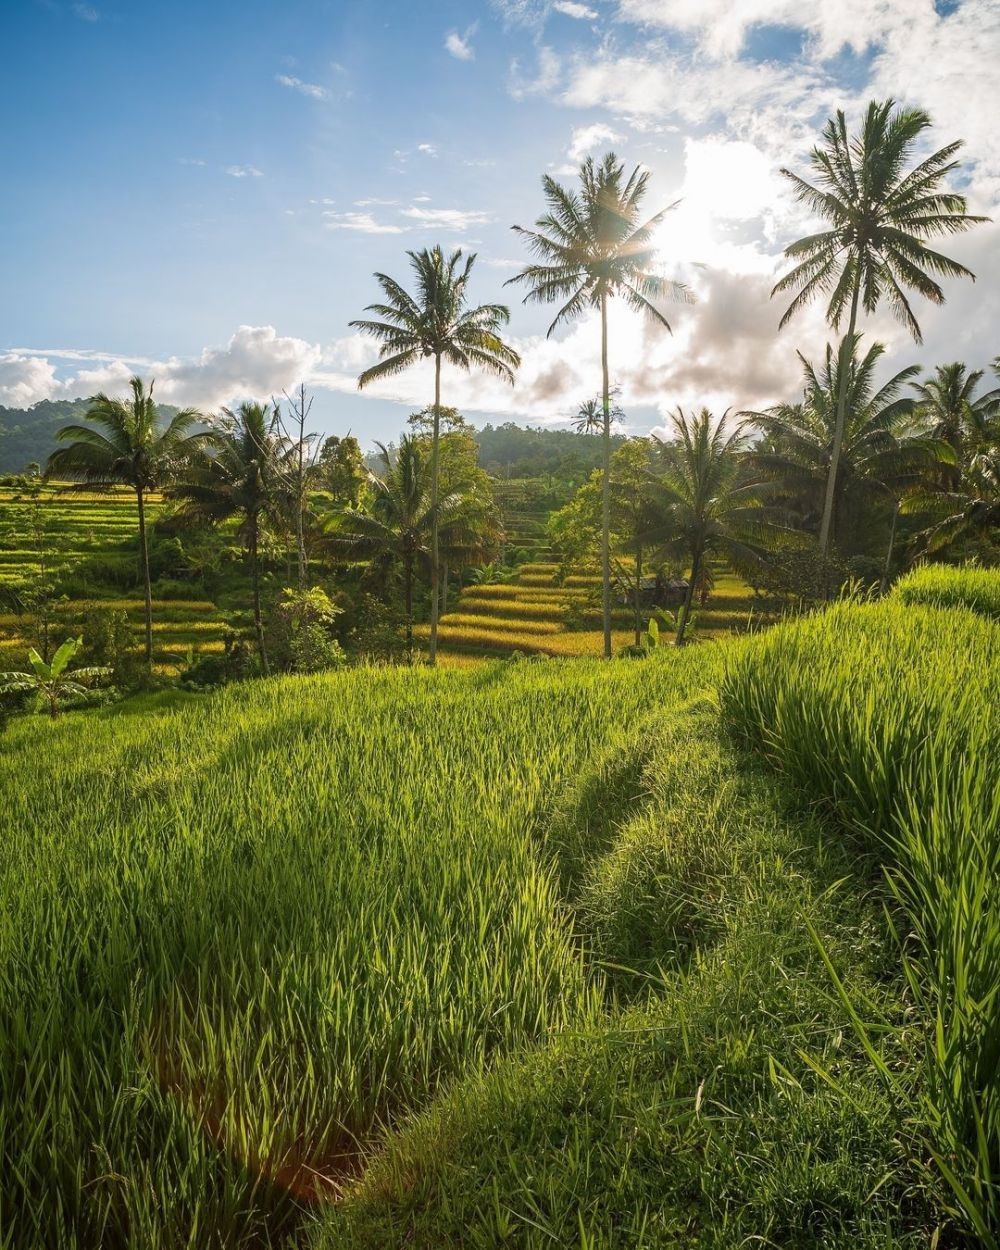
(350, 246), (519, 665)
(651, 409), (779, 645)
(912, 362), (1000, 484)
(173, 402), (290, 674)
(324, 436), (493, 659)
(745, 339), (950, 549)
(509, 153), (689, 657)
(904, 449), (1000, 557)
(46, 377), (207, 665)
(773, 99), (986, 557)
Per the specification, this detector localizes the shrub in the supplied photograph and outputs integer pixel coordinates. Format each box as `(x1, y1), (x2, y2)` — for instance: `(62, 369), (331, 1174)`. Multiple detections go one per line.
(268, 587), (346, 674)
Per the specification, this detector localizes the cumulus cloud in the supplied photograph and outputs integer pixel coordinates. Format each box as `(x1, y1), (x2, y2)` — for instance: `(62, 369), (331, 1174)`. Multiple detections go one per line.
(417, 142), (438, 157)
(566, 121), (623, 163)
(0, 355), (62, 408)
(444, 25), (477, 60)
(275, 74), (330, 100)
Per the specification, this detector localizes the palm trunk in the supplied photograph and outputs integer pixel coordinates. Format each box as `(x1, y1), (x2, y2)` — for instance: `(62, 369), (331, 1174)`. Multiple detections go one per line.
(441, 560), (449, 617)
(676, 545), (701, 646)
(404, 551), (414, 663)
(250, 519), (269, 675)
(600, 290), (612, 660)
(296, 384), (308, 591)
(881, 498), (900, 594)
(136, 485), (153, 666)
(634, 544), (642, 647)
(429, 354), (442, 666)
(818, 280), (861, 559)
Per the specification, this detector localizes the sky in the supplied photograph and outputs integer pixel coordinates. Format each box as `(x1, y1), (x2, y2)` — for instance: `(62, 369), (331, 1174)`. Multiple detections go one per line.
(1, 0), (999, 448)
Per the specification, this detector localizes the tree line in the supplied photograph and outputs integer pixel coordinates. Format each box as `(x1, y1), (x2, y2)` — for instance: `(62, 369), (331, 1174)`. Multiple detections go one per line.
(7, 94), (997, 675)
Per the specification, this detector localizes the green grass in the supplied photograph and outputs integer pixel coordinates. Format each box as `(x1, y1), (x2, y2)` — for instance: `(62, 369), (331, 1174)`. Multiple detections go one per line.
(307, 700), (928, 1249)
(0, 653), (715, 1248)
(720, 595), (1000, 1242)
(893, 563), (1000, 622)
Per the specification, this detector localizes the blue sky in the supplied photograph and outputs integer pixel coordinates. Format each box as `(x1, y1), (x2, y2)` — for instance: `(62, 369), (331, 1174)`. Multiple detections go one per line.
(2, 0), (998, 447)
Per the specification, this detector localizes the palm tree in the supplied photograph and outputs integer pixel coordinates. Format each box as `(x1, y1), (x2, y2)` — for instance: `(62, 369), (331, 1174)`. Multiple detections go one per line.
(46, 377), (206, 664)
(912, 362), (1000, 484)
(904, 448), (1000, 558)
(773, 99), (986, 556)
(745, 339), (949, 553)
(173, 402), (290, 674)
(324, 436), (492, 659)
(350, 246), (519, 665)
(510, 153), (690, 658)
(651, 409), (779, 645)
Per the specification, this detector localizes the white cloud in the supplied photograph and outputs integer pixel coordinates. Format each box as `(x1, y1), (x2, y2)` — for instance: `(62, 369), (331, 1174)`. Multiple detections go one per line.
(72, 2), (99, 21)
(323, 211), (408, 234)
(566, 121), (624, 163)
(225, 165), (264, 178)
(509, 46), (561, 100)
(553, 0), (598, 17)
(0, 355), (62, 408)
(444, 24), (477, 60)
(275, 73), (330, 101)
(400, 206), (493, 230)
(417, 142), (439, 157)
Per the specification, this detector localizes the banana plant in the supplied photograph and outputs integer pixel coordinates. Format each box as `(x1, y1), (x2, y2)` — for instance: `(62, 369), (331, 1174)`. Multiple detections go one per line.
(0, 636), (110, 719)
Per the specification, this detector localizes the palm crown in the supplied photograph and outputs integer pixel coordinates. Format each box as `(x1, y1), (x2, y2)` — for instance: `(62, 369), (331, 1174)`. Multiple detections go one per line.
(47, 377), (205, 488)
(507, 152), (688, 335)
(912, 362), (1000, 463)
(773, 100), (987, 341)
(351, 246), (520, 387)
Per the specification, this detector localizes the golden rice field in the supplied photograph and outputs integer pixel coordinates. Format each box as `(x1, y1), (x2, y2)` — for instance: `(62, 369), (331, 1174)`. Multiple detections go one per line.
(0, 484), (230, 672)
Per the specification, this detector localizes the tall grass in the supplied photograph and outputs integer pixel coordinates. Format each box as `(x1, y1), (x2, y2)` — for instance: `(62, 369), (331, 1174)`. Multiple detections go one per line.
(720, 597), (1000, 1241)
(893, 563), (1000, 622)
(0, 654), (708, 1248)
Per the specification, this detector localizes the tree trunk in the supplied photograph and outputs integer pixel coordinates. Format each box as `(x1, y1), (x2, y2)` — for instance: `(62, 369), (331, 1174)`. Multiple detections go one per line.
(818, 280), (861, 559)
(676, 545), (701, 646)
(441, 560), (449, 616)
(600, 290), (612, 660)
(404, 551), (414, 663)
(250, 520), (269, 675)
(136, 485), (153, 666)
(296, 383), (308, 591)
(881, 499), (900, 594)
(634, 544), (642, 647)
(429, 354), (442, 666)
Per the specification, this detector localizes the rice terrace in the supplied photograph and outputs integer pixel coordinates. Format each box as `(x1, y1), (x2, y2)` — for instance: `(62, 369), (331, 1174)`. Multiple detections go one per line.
(3, 1), (1000, 1247)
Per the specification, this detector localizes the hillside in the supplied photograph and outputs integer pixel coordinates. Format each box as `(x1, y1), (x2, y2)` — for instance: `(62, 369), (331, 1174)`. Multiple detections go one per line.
(6, 571), (1000, 1246)
(0, 398), (183, 475)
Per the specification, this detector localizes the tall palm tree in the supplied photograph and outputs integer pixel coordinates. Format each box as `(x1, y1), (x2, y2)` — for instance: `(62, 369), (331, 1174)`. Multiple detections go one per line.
(912, 362), (1000, 484)
(173, 402), (290, 674)
(904, 448), (1000, 557)
(651, 409), (778, 645)
(745, 339), (948, 553)
(510, 153), (689, 658)
(773, 99), (986, 556)
(46, 376), (206, 665)
(324, 436), (492, 659)
(350, 246), (519, 665)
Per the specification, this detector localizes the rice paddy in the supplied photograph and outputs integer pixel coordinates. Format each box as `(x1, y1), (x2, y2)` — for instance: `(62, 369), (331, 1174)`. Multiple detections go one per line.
(0, 483), (231, 671)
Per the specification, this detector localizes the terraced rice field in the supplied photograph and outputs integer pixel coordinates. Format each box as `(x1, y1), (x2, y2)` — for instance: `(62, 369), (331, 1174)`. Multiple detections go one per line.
(417, 561), (761, 658)
(0, 484), (230, 672)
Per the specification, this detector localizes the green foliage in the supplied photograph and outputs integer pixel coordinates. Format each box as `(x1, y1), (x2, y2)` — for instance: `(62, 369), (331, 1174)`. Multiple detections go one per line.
(0, 634), (111, 718)
(720, 599), (1000, 1240)
(268, 586), (345, 674)
(80, 605), (145, 690)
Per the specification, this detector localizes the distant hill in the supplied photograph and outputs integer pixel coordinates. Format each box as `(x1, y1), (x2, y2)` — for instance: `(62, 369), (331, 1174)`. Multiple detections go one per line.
(0, 398), (181, 475)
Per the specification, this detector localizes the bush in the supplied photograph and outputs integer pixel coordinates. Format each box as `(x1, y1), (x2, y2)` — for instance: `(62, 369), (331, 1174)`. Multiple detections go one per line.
(268, 587), (346, 674)
(80, 605), (145, 690)
(180, 629), (257, 688)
